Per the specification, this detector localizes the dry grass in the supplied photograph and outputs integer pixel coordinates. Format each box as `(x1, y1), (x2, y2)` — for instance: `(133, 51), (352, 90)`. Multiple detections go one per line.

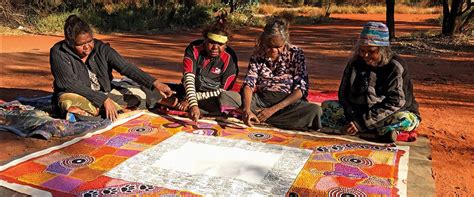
(330, 5), (364, 14)
(331, 4), (441, 14)
(257, 4), (327, 22)
(0, 25), (27, 35)
(258, 4), (325, 16)
(296, 6), (326, 17)
(257, 4), (279, 15)
(395, 4), (441, 14)
(365, 5), (387, 14)
(258, 4), (441, 15)
(395, 31), (474, 55)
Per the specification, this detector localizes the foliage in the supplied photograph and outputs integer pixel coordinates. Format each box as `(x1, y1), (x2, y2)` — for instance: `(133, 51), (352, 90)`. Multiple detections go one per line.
(0, 0), (445, 35)
(0, 25), (27, 35)
(29, 4), (217, 33)
(34, 9), (80, 33)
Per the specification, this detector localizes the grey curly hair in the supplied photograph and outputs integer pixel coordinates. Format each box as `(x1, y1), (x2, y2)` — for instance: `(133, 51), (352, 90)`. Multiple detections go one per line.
(255, 17), (291, 54)
(350, 43), (394, 66)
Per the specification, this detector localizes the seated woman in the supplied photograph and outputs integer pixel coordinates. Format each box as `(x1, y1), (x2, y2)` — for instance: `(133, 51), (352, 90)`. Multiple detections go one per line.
(220, 18), (322, 131)
(50, 15), (173, 121)
(321, 22), (421, 142)
(160, 16), (238, 122)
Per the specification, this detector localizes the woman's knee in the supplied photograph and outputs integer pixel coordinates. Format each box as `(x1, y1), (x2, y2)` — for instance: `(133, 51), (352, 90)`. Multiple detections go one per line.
(377, 111), (420, 135)
(321, 100), (342, 110)
(394, 111), (420, 131)
(308, 103), (322, 116)
(308, 103), (322, 129)
(219, 91), (242, 108)
(58, 93), (98, 115)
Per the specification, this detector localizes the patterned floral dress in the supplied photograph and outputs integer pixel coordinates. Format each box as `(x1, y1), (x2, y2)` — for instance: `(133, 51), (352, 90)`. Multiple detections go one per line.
(221, 45), (322, 131)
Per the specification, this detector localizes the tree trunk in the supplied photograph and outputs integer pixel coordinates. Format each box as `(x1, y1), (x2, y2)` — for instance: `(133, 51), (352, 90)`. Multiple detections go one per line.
(442, 0), (450, 34)
(230, 0), (235, 13)
(457, 1), (473, 34)
(442, 0), (464, 36)
(386, 0), (395, 41)
(325, 0), (331, 18)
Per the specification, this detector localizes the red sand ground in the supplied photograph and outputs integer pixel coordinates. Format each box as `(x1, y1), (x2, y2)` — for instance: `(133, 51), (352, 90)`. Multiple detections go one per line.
(0, 14), (473, 196)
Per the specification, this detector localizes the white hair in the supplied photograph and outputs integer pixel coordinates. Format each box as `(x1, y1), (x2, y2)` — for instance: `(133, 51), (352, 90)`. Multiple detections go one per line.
(350, 43), (394, 66)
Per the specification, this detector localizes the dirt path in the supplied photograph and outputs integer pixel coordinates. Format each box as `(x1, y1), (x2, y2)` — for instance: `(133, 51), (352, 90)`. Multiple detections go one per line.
(1, 14), (473, 196)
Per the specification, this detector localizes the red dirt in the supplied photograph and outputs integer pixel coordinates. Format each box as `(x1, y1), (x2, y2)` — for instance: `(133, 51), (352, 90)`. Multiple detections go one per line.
(0, 14), (472, 196)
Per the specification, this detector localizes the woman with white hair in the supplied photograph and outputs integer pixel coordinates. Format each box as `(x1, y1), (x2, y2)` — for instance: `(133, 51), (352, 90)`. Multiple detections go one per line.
(220, 18), (322, 131)
(321, 22), (421, 142)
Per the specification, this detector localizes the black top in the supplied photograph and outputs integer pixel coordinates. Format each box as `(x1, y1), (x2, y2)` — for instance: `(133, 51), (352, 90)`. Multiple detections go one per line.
(183, 39), (239, 91)
(338, 55), (420, 132)
(50, 39), (156, 108)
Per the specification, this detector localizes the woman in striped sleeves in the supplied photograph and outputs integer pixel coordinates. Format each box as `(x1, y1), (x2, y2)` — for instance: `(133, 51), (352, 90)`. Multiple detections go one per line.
(161, 16), (239, 122)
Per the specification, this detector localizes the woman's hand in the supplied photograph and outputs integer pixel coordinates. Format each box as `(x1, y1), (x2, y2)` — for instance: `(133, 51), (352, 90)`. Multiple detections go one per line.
(243, 109), (259, 127)
(153, 80), (175, 98)
(256, 107), (278, 122)
(189, 105), (201, 123)
(343, 121), (359, 135)
(103, 98), (118, 122)
(176, 99), (190, 111)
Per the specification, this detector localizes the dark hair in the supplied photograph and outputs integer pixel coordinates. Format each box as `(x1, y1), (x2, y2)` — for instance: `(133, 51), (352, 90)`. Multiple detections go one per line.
(255, 17), (290, 53)
(202, 10), (232, 40)
(64, 15), (93, 46)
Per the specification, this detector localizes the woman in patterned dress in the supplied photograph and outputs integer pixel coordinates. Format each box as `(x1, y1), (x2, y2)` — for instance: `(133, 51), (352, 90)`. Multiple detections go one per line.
(220, 18), (322, 131)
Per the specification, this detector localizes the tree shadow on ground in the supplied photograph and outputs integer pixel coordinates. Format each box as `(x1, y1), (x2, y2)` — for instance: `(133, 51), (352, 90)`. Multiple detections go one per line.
(0, 88), (52, 101)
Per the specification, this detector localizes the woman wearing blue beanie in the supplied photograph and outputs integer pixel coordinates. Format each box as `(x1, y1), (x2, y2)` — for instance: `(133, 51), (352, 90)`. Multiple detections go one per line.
(321, 22), (421, 142)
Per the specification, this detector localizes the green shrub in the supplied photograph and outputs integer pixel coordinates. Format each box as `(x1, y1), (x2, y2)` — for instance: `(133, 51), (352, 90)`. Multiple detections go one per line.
(173, 5), (214, 27)
(29, 3), (335, 34)
(79, 3), (214, 33)
(228, 12), (250, 27)
(92, 5), (156, 32)
(34, 10), (80, 33)
(228, 3), (265, 28)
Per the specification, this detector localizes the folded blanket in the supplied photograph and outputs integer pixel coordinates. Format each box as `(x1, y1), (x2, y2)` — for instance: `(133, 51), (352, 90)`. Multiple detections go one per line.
(0, 100), (110, 139)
